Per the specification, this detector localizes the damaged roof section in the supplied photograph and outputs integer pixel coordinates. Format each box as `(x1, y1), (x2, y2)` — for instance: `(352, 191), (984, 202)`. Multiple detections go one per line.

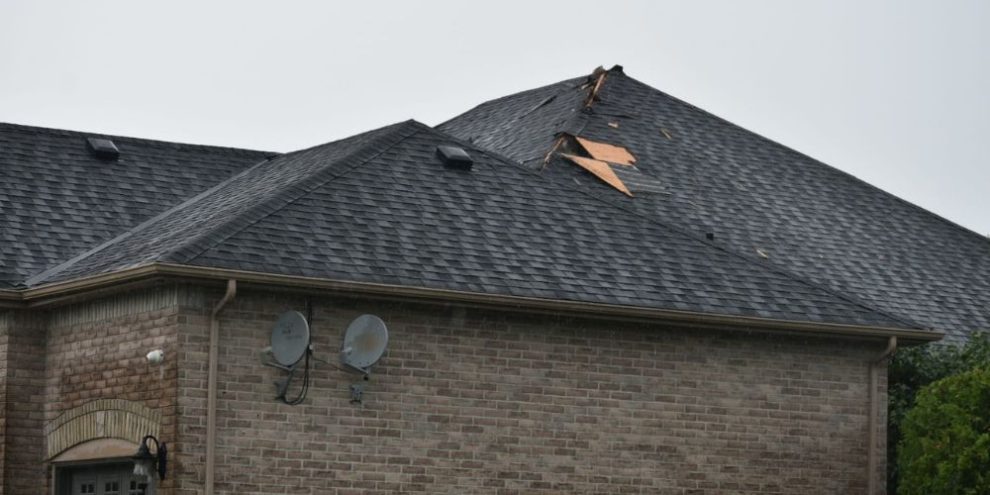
(440, 64), (990, 344)
(19, 120), (919, 331)
(583, 66), (609, 108)
(560, 153), (632, 197)
(553, 134), (662, 196)
(574, 136), (636, 166)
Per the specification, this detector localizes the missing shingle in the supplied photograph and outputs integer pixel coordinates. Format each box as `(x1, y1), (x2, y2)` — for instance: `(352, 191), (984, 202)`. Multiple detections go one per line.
(573, 136), (636, 166)
(560, 153), (632, 197)
(607, 121), (619, 129)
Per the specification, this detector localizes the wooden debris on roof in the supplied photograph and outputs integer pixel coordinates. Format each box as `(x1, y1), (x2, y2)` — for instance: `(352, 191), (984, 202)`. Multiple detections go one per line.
(560, 154), (633, 197)
(543, 135), (565, 167)
(584, 66), (608, 108)
(574, 136), (636, 166)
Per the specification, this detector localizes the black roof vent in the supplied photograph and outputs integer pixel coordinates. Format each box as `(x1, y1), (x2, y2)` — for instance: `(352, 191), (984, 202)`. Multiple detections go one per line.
(86, 137), (119, 161)
(436, 145), (473, 170)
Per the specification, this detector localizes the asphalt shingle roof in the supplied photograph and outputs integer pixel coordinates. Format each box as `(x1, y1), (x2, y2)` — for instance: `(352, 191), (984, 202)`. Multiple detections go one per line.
(0, 122), (273, 288)
(439, 66), (990, 342)
(23, 120), (913, 329)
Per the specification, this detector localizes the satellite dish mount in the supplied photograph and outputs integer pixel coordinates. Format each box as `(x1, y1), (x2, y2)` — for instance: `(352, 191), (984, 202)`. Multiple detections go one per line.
(340, 314), (389, 403)
(262, 310), (313, 405)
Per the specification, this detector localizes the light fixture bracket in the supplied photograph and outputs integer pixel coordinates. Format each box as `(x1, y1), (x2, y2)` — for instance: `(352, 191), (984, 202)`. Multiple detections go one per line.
(132, 434), (167, 481)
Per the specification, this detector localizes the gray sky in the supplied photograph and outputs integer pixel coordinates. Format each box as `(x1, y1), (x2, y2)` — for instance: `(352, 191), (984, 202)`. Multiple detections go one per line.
(2, 1), (988, 235)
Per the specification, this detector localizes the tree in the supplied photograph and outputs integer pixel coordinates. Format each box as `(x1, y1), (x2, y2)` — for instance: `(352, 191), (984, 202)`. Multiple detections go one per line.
(887, 332), (990, 493)
(896, 366), (990, 495)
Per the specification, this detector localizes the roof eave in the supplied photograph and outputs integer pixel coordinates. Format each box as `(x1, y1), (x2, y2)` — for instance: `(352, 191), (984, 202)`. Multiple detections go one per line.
(0, 289), (24, 309)
(14, 262), (942, 344)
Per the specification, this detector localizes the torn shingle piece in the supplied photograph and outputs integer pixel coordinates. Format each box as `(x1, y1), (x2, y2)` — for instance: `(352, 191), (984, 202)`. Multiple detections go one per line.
(574, 136), (636, 166)
(560, 153), (633, 197)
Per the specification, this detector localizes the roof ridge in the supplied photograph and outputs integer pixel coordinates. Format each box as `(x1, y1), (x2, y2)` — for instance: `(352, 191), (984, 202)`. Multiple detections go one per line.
(22, 154), (275, 287)
(532, 69), (947, 329)
(435, 76), (586, 129)
(0, 121), (277, 157)
(611, 72), (990, 245)
(24, 120), (424, 287)
(175, 122), (426, 265)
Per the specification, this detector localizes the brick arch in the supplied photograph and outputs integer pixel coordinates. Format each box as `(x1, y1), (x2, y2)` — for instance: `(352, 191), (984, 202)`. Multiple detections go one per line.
(44, 399), (161, 459)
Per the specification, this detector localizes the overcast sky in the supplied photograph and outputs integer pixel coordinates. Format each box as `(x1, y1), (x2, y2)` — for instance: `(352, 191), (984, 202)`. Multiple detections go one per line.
(2, 1), (988, 236)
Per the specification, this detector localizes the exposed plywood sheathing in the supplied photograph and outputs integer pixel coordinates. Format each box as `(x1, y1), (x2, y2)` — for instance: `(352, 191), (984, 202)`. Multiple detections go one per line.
(574, 136), (636, 166)
(561, 154), (633, 197)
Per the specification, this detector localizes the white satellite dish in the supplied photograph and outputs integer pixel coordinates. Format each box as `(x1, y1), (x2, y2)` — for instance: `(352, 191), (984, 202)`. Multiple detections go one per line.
(340, 314), (388, 373)
(271, 311), (310, 367)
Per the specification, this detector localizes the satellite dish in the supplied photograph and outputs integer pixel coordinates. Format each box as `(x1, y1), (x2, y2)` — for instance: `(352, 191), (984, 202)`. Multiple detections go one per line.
(340, 314), (388, 372)
(271, 311), (310, 367)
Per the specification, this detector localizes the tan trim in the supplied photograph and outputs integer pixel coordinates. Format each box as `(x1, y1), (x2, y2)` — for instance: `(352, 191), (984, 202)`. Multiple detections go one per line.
(14, 262), (942, 343)
(26, 278), (168, 309)
(45, 398), (161, 460)
(50, 438), (139, 464)
(24, 264), (159, 300)
(0, 289), (24, 308)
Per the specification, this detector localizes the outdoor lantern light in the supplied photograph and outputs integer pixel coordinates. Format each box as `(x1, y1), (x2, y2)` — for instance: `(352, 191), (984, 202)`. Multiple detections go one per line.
(132, 435), (167, 481)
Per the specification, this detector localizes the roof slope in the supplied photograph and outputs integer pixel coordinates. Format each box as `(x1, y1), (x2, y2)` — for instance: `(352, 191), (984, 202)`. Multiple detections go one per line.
(26, 120), (913, 330)
(0, 122), (273, 287)
(439, 66), (990, 343)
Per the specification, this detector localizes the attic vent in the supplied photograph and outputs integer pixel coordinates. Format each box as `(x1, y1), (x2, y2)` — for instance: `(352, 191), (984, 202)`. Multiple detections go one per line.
(86, 138), (119, 160)
(436, 145), (473, 170)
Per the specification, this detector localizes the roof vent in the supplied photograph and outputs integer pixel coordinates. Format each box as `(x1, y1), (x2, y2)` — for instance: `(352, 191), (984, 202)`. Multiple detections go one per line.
(86, 138), (119, 160)
(436, 145), (473, 170)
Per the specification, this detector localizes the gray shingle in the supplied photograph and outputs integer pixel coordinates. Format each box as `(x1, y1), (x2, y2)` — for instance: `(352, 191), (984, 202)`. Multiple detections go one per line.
(440, 66), (990, 342)
(0, 122), (273, 287)
(27, 120), (915, 330)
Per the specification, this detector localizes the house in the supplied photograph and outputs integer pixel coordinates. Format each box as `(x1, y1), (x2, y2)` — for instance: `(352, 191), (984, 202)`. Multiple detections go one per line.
(0, 66), (983, 494)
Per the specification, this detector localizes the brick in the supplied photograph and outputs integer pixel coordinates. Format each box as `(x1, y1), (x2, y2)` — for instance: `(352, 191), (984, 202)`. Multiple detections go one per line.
(1, 285), (892, 494)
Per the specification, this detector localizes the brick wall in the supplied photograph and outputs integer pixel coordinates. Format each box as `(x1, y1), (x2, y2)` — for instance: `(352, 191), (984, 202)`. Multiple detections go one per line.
(0, 312), (8, 494)
(44, 287), (181, 421)
(1, 310), (47, 495)
(0, 285), (890, 494)
(173, 289), (888, 495)
(43, 286), (183, 493)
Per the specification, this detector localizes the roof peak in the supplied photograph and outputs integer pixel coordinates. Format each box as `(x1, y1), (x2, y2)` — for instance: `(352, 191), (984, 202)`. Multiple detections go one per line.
(438, 66), (990, 341)
(25, 120), (428, 287)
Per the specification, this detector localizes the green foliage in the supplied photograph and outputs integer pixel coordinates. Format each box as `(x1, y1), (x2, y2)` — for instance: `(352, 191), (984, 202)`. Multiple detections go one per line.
(888, 332), (990, 493)
(896, 366), (990, 495)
